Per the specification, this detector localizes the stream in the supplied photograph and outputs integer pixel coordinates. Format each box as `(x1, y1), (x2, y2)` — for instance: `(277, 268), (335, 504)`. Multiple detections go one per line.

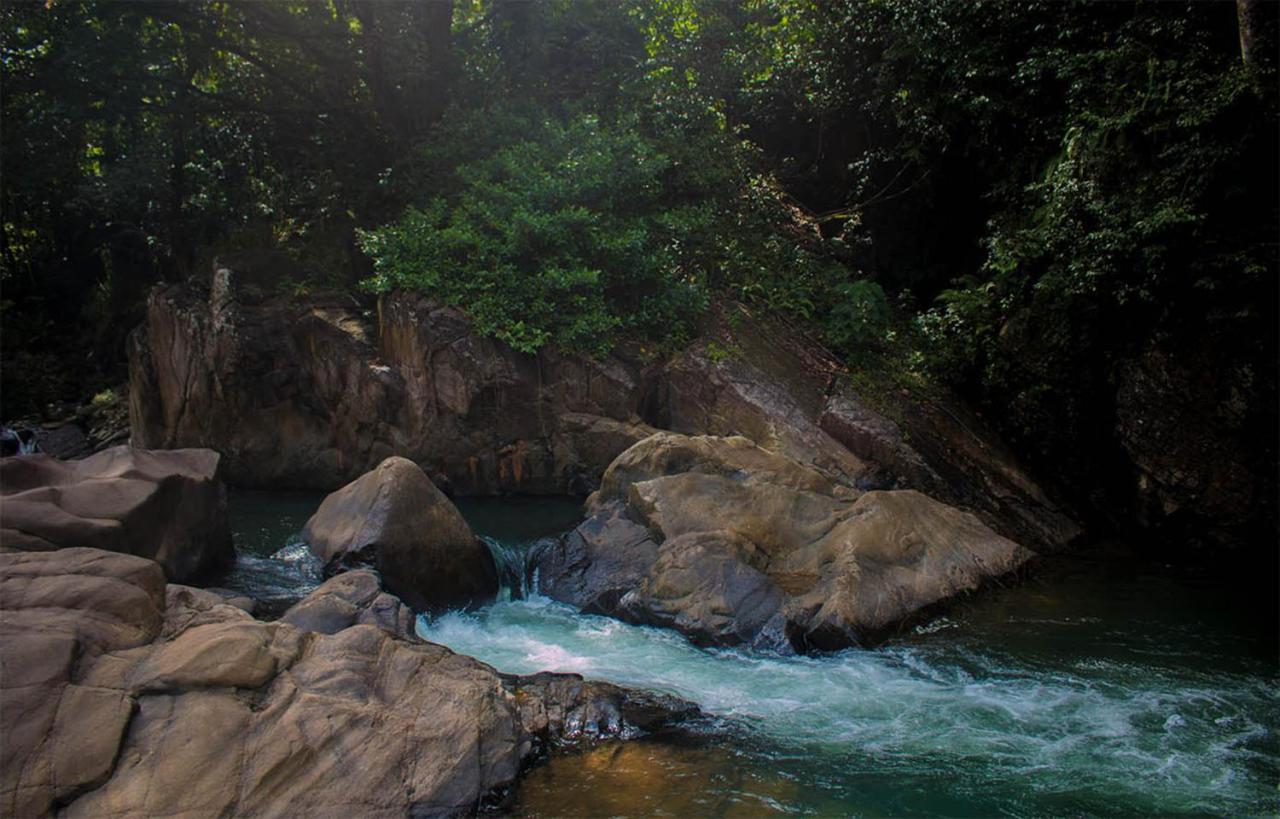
(226, 492), (1279, 817)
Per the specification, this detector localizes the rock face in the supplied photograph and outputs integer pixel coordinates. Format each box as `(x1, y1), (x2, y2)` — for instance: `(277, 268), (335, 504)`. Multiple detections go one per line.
(538, 433), (1033, 650)
(0, 446), (233, 583)
(302, 456), (498, 613)
(128, 260), (1077, 556)
(0, 547), (696, 818)
(128, 252), (656, 495)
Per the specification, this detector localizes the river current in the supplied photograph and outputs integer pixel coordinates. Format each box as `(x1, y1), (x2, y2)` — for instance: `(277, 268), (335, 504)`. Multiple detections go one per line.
(226, 492), (1279, 816)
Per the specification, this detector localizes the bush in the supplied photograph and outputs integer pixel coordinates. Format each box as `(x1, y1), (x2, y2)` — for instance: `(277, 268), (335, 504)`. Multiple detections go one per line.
(358, 113), (710, 355)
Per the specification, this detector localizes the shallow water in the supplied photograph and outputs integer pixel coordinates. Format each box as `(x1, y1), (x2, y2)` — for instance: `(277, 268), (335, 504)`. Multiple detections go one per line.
(226, 491), (1279, 815)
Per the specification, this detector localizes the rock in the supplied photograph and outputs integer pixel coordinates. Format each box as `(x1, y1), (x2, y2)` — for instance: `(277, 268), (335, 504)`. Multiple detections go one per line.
(279, 568), (416, 639)
(129, 265), (658, 495)
(302, 456), (498, 612)
(129, 264), (1078, 549)
(539, 432), (1034, 650)
(0, 547), (697, 817)
(0, 548), (166, 817)
(819, 391), (1082, 552)
(655, 313), (868, 487)
(0, 445), (234, 583)
(34, 421), (93, 460)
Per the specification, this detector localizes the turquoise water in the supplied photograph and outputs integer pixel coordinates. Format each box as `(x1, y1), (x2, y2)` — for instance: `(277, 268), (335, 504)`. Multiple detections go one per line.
(226, 492), (1279, 815)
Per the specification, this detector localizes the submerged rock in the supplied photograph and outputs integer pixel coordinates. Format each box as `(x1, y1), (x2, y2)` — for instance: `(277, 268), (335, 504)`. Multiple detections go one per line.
(0, 445), (233, 583)
(538, 432), (1033, 651)
(302, 456), (498, 612)
(0, 547), (698, 818)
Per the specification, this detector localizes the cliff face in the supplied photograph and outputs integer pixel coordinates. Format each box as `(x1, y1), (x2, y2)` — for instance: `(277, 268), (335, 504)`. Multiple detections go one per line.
(129, 257), (656, 496)
(130, 254), (1081, 552)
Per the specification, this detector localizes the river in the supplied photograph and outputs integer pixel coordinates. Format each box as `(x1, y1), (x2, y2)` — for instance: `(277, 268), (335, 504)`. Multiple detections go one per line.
(226, 491), (1279, 816)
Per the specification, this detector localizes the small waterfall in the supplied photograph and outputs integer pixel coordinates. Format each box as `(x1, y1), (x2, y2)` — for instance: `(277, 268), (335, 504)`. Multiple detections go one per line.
(0, 426), (39, 456)
(482, 535), (555, 600)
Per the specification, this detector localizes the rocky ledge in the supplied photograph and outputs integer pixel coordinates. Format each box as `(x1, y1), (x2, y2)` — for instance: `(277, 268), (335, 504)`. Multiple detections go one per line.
(0, 548), (696, 818)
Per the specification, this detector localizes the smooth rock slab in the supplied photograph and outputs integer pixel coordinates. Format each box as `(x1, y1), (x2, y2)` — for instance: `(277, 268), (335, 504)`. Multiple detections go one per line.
(0, 445), (233, 582)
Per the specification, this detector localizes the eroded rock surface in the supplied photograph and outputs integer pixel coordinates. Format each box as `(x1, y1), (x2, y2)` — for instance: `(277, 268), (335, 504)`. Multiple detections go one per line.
(538, 433), (1033, 651)
(0, 446), (233, 583)
(302, 456), (498, 612)
(0, 548), (696, 818)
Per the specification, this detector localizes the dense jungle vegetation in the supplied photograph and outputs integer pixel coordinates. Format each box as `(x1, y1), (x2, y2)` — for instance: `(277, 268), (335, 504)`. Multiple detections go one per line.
(2, 0), (1277, 537)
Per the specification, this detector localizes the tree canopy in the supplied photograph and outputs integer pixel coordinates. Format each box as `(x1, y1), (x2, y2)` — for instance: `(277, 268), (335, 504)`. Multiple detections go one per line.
(2, 0), (1276, 525)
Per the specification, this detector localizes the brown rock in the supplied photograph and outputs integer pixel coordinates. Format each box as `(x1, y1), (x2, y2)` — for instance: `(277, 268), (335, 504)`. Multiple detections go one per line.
(0, 546), (696, 817)
(540, 433), (1033, 650)
(302, 456), (498, 612)
(0, 446), (234, 582)
(128, 266), (1077, 550)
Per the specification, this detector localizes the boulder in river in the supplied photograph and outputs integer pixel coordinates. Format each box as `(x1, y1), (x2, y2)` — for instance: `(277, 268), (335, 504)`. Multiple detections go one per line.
(302, 456), (499, 612)
(538, 432), (1034, 651)
(0, 546), (697, 817)
(0, 445), (233, 583)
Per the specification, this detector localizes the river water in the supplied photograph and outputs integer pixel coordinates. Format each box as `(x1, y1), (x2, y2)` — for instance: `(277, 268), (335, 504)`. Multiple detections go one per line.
(226, 492), (1279, 816)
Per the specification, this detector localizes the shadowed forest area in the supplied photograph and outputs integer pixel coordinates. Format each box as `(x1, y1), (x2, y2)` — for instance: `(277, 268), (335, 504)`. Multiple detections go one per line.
(2, 0), (1277, 549)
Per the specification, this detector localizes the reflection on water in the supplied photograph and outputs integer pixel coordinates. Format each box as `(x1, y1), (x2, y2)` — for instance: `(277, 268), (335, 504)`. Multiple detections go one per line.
(513, 738), (819, 818)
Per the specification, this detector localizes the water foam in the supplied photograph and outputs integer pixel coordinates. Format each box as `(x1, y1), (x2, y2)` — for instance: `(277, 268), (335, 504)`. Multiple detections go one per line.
(420, 595), (1279, 815)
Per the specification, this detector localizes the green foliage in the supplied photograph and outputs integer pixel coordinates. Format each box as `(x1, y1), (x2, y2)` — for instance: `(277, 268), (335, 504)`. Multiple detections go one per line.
(903, 1), (1278, 459)
(825, 279), (891, 351)
(359, 113), (710, 355)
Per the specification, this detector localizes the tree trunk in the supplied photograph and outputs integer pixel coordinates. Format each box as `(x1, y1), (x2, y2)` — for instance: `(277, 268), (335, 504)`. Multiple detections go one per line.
(1237, 0), (1259, 67)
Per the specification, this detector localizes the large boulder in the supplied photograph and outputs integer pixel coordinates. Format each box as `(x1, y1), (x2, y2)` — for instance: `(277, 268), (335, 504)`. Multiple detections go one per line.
(302, 456), (498, 612)
(0, 547), (697, 818)
(0, 446), (233, 582)
(538, 432), (1034, 651)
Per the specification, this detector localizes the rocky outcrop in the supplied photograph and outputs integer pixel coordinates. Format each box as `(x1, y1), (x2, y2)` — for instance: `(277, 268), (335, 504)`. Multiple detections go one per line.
(128, 252), (657, 494)
(129, 257), (1078, 551)
(0, 446), (233, 583)
(302, 456), (498, 612)
(538, 433), (1033, 651)
(0, 547), (696, 818)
